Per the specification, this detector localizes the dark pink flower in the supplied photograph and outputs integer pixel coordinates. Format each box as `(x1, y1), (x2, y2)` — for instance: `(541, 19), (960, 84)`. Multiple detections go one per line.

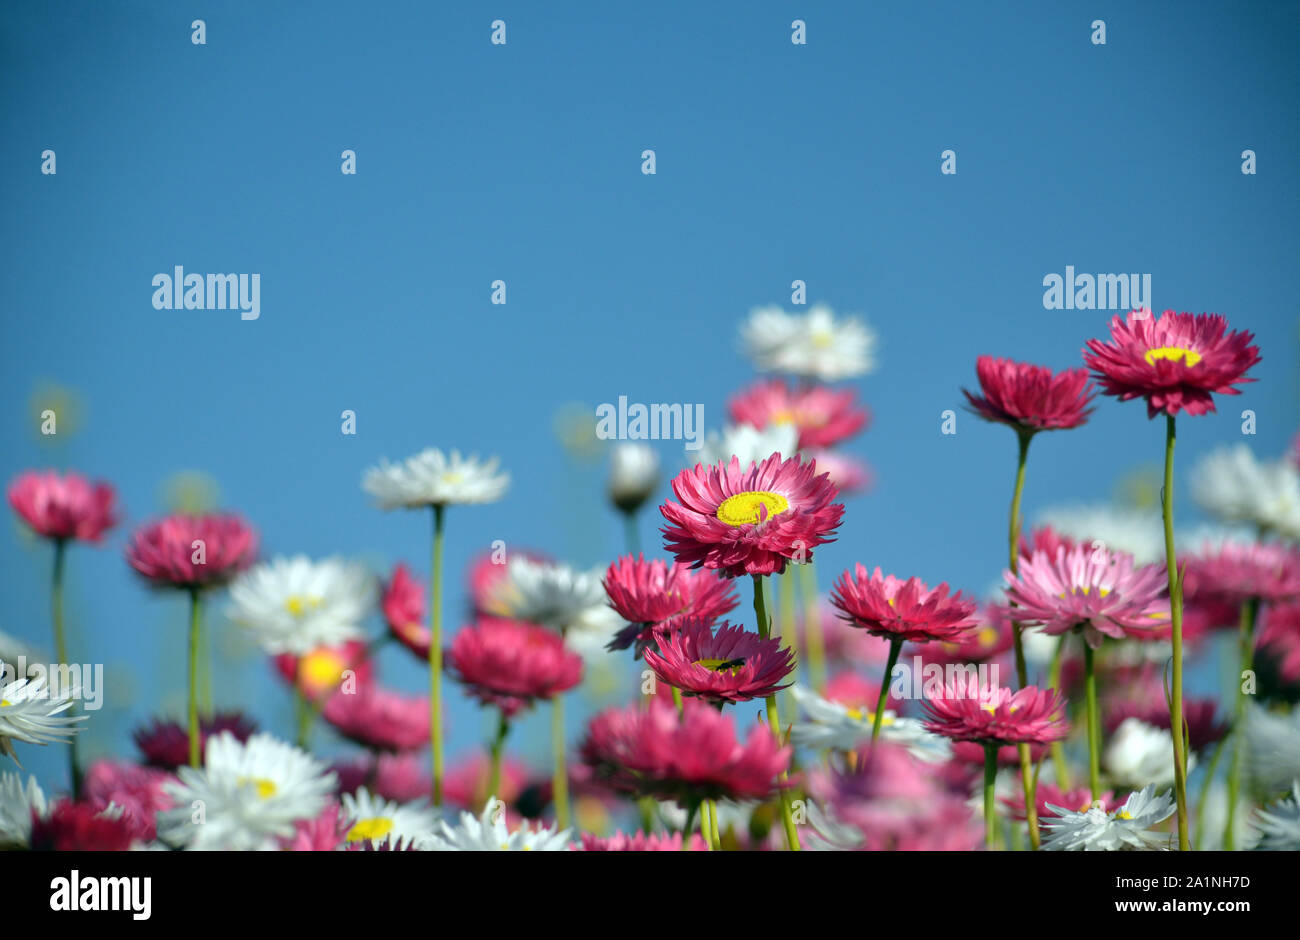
(381, 562), (429, 658)
(1083, 310), (1260, 418)
(1259, 600), (1300, 684)
(830, 564), (979, 643)
(642, 616), (795, 704)
(29, 799), (137, 851)
(1181, 540), (1300, 605)
(574, 830), (705, 851)
(82, 760), (174, 842)
(661, 454), (844, 578)
(728, 379), (869, 449)
(922, 681), (1069, 746)
(125, 513), (257, 589)
(603, 554), (738, 654)
(446, 617), (583, 718)
(962, 356), (1095, 433)
(322, 686), (430, 752)
(280, 804), (348, 851)
(7, 470), (119, 542)
(134, 712), (257, 770)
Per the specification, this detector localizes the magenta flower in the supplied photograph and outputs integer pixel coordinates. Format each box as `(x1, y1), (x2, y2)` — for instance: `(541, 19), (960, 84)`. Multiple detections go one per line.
(446, 617), (583, 718)
(642, 616), (795, 704)
(1002, 544), (1170, 648)
(660, 454), (844, 578)
(830, 564), (979, 643)
(603, 554), (738, 653)
(962, 356), (1095, 432)
(1259, 600), (1300, 683)
(911, 604), (1015, 667)
(381, 562), (430, 658)
(125, 513), (258, 589)
(574, 830), (706, 851)
(443, 752), (530, 810)
(8, 470), (119, 543)
(1018, 524), (1078, 563)
(1083, 310), (1260, 418)
(922, 682), (1069, 746)
(1002, 782), (1112, 822)
(82, 760), (174, 842)
(580, 698), (791, 803)
(274, 640), (374, 703)
(1181, 540), (1300, 605)
(728, 378), (869, 449)
(30, 799), (138, 851)
(322, 685), (430, 752)
(133, 712), (257, 770)
(281, 804), (349, 852)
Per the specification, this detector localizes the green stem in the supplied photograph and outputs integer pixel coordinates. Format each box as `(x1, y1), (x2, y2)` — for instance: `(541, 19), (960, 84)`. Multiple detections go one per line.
(552, 691), (570, 829)
(681, 802), (699, 850)
(1161, 413), (1191, 850)
(488, 709), (510, 800)
(708, 796), (721, 848)
(429, 504), (446, 805)
(700, 799), (714, 850)
(1224, 596), (1259, 851)
(752, 574), (801, 851)
(798, 561), (828, 693)
(1047, 634), (1072, 789)
(1193, 736), (1228, 851)
(983, 743), (998, 850)
(295, 686), (312, 751)
(671, 686), (683, 717)
(779, 568), (801, 681)
(50, 539), (81, 798)
(872, 638), (903, 743)
(622, 509), (640, 556)
(1006, 431), (1040, 849)
(1083, 637), (1100, 801)
(187, 587), (202, 768)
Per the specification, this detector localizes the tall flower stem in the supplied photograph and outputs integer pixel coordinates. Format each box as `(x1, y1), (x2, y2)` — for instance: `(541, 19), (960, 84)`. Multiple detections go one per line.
(1224, 596), (1259, 851)
(1082, 638), (1101, 801)
(187, 587), (202, 768)
(488, 709), (510, 800)
(428, 504), (446, 805)
(1193, 736), (1227, 851)
(621, 509), (640, 557)
(552, 692), (571, 830)
(681, 801), (699, 850)
(752, 574), (800, 851)
(708, 797), (721, 847)
(779, 568), (802, 682)
(983, 743), (999, 849)
(798, 562), (828, 693)
(50, 539), (81, 798)
(1161, 413), (1191, 850)
(1047, 634), (1072, 789)
(1006, 430), (1040, 848)
(872, 638), (902, 743)
(700, 799), (714, 850)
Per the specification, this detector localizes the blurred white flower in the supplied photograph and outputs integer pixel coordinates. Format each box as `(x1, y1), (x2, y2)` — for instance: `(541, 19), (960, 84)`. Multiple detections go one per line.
(789, 685), (950, 761)
(740, 303), (877, 381)
(695, 422), (799, 469)
(228, 556), (375, 656)
(1035, 504), (1165, 565)
(607, 443), (659, 514)
(1041, 785), (1176, 851)
(419, 797), (569, 851)
(363, 448), (509, 509)
(0, 771), (47, 847)
(1252, 780), (1300, 850)
(340, 788), (438, 849)
(1245, 703), (1300, 791)
(1104, 717), (1193, 789)
(485, 556), (621, 658)
(1189, 444), (1300, 539)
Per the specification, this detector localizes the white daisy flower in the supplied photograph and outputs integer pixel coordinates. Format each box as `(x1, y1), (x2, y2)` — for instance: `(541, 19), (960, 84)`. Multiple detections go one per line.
(1196, 780), (1259, 850)
(340, 788), (438, 849)
(788, 685), (951, 762)
(1252, 781), (1300, 850)
(740, 303), (877, 381)
(607, 442), (660, 514)
(0, 771), (47, 847)
(1190, 444), (1300, 539)
(1041, 784), (1176, 851)
(1245, 703), (1300, 791)
(418, 797), (570, 851)
(803, 799), (865, 851)
(694, 422), (800, 470)
(228, 556), (376, 656)
(1104, 717), (1195, 789)
(1034, 503), (1166, 564)
(362, 448), (509, 509)
(0, 669), (85, 761)
(486, 556), (621, 655)
(157, 732), (336, 851)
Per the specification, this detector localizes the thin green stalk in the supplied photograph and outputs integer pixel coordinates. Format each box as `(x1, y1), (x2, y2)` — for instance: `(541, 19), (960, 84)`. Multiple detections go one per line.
(752, 574), (800, 851)
(708, 796), (721, 848)
(1083, 638), (1100, 801)
(1193, 736), (1227, 851)
(50, 539), (81, 797)
(872, 638), (903, 743)
(681, 802), (699, 850)
(798, 561), (827, 693)
(429, 504), (446, 805)
(1224, 596), (1259, 851)
(622, 509), (640, 557)
(1161, 414), (1191, 850)
(552, 691), (570, 830)
(488, 709), (510, 800)
(700, 799), (714, 850)
(1006, 430), (1040, 849)
(983, 744), (998, 849)
(779, 568), (801, 680)
(1047, 634), (1072, 789)
(671, 686), (684, 716)
(187, 587), (202, 768)
(295, 686), (312, 750)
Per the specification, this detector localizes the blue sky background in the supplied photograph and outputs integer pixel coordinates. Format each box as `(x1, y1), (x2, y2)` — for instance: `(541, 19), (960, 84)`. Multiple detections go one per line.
(2, 1), (1297, 795)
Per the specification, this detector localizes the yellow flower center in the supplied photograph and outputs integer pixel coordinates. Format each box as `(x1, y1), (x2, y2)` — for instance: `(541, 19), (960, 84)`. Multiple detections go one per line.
(347, 817), (394, 842)
(978, 627), (998, 646)
(1058, 587), (1111, 599)
(238, 777), (278, 799)
(811, 328), (835, 350)
(1118, 810), (1133, 820)
(441, 471), (463, 485)
(981, 702), (1019, 715)
(715, 490), (790, 526)
(300, 649), (346, 687)
(695, 657), (745, 676)
(285, 595), (323, 617)
(0, 699), (10, 707)
(845, 707), (892, 727)
(1144, 346), (1202, 368)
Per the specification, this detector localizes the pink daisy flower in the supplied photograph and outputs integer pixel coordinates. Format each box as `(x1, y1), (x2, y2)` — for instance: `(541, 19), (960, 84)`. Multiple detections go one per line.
(1002, 544), (1170, 648)
(281, 804), (349, 851)
(660, 454), (844, 578)
(801, 449), (873, 496)
(950, 740), (1050, 768)
(30, 799), (137, 851)
(322, 685), (430, 752)
(962, 356), (1096, 432)
(446, 617), (583, 718)
(580, 698), (791, 803)
(1018, 525), (1078, 564)
(82, 760), (174, 842)
(1083, 309), (1261, 418)
(443, 752), (531, 810)
(1259, 600), (1300, 684)
(125, 512), (258, 589)
(133, 712), (257, 770)
(728, 379), (870, 450)
(642, 616), (795, 704)
(573, 830), (705, 851)
(1181, 540), (1300, 605)
(467, 548), (549, 615)
(1002, 782), (1112, 821)
(7, 469), (119, 542)
(830, 564), (980, 644)
(603, 554), (738, 653)
(911, 604), (1015, 667)
(274, 640), (374, 703)
(381, 562), (430, 658)
(922, 681), (1069, 746)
